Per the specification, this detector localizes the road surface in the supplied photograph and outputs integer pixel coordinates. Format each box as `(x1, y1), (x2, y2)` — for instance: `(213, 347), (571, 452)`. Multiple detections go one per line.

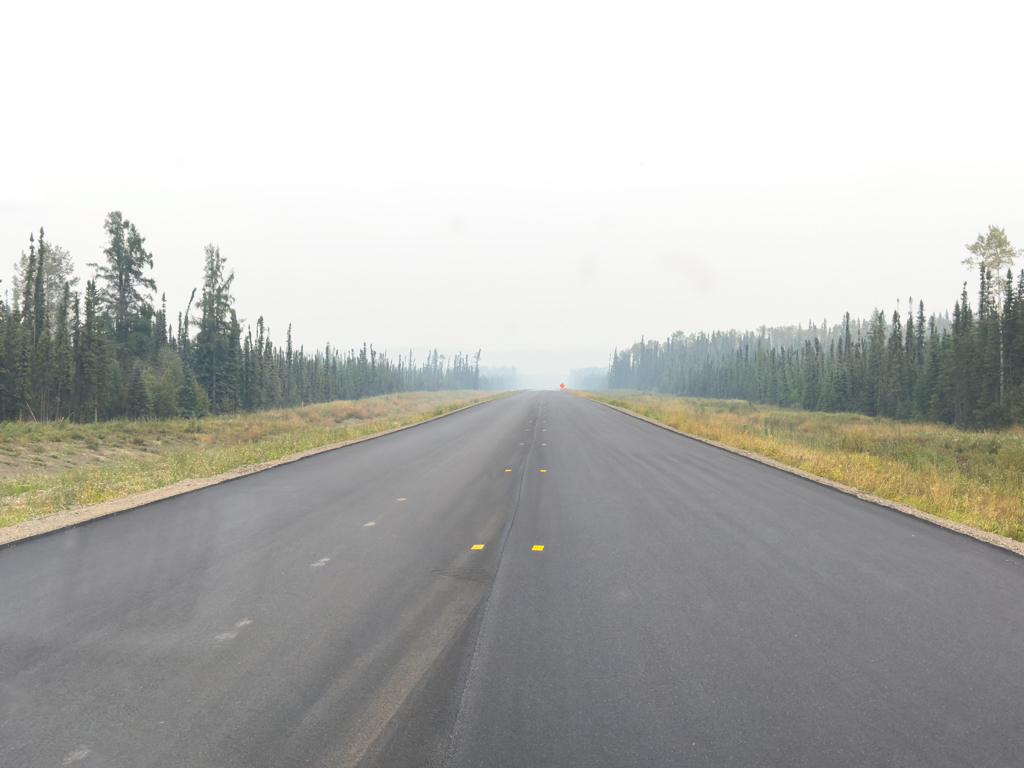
(2, 391), (1022, 767)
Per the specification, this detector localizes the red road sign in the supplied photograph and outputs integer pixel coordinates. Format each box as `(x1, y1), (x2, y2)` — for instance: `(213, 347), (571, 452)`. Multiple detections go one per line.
(559, 383), (565, 389)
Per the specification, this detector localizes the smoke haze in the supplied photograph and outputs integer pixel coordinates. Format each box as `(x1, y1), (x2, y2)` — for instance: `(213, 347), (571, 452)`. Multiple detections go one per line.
(3, 1), (1023, 382)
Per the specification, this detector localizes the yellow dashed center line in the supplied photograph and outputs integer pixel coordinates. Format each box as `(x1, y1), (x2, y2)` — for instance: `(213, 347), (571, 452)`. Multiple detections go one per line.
(505, 469), (512, 472)
(540, 469), (547, 472)
(532, 545), (545, 551)
(471, 544), (485, 550)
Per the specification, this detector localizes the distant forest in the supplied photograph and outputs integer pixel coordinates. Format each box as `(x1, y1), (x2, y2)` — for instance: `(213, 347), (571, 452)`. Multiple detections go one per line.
(0, 212), (485, 423)
(607, 227), (1024, 429)
(478, 365), (518, 391)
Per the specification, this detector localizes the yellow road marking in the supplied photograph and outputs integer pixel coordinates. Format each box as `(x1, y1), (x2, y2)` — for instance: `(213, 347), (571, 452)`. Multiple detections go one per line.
(540, 469), (547, 472)
(519, 443), (524, 445)
(541, 443), (546, 445)
(505, 469), (512, 472)
(471, 544), (485, 550)
(532, 545), (544, 551)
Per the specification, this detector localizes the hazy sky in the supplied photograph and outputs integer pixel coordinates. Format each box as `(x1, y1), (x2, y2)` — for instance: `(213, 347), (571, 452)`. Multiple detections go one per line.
(3, 0), (1023, 371)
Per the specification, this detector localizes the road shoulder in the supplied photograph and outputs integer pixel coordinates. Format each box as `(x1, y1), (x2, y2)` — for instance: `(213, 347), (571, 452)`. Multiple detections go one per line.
(0, 395), (512, 550)
(583, 395), (1024, 558)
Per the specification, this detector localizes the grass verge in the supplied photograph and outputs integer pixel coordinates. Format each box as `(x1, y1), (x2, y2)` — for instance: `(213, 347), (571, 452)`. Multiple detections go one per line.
(578, 390), (1024, 543)
(0, 390), (510, 529)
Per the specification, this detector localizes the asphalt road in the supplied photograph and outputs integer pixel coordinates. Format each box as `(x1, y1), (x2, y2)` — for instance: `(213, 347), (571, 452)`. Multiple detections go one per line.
(2, 391), (1023, 767)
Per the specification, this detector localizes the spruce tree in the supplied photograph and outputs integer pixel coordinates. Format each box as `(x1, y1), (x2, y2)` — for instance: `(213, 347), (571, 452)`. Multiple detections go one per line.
(285, 324), (295, 405)
(11, 237), (77, 323)
(1009, 271), (1024, 420)
(918, 317), (940, 420)
(75, 281), (106, 422)
(30, 230), (54, 419)
(975, 269), (1003, 423)
(178, 359), (199, 418)
(930, 329), (955, 423)
(193, 245), (236, 413)
(949, 286), (977, 428)
(88, 211), (157, 364)
(153, 293), (168, 358)
(887, 307), (907, 418)
(127, 363), (152, 419)
(866, 310), (888, 416)
(53, 283), (73, 419)
(69, 292), (81, 422)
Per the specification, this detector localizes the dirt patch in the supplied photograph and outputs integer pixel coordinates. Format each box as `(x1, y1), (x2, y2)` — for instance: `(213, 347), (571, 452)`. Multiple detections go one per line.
(0, 435), (192, 482)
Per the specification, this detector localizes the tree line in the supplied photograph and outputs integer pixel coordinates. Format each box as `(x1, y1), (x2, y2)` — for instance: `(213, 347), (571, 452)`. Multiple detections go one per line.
(478, 365), (518, 391)
(607, 227), (1024, 429)
(0, 212), (482, 422)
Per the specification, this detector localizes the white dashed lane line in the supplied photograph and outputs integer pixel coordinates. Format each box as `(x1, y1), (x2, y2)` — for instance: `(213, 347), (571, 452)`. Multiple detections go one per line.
(62, 748), (91, 765)
(215, 619), (253, 642)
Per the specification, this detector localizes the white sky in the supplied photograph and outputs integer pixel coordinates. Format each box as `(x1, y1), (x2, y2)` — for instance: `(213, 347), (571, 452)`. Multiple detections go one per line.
(3, 0), (1023, 376)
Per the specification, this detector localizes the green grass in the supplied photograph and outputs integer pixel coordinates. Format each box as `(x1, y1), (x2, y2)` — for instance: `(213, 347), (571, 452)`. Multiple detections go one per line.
(0, 390), (510, 528)
(578, 390), (1024, 542)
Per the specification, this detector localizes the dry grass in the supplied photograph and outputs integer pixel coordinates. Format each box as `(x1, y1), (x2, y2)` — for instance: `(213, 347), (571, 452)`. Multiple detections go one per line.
(579, 390), (1024, 542)
(0, 391), (510, 529)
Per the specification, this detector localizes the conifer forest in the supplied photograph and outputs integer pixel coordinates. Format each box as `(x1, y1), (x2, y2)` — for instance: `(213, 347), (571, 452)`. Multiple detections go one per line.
(4, 215), (1022, 432)
(0, 212), (482, 423)
(608, 227), (1024, 430)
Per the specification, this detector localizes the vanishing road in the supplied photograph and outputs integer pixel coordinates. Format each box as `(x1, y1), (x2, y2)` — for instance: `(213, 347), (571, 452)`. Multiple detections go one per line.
(2, 392), (1023, 767)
